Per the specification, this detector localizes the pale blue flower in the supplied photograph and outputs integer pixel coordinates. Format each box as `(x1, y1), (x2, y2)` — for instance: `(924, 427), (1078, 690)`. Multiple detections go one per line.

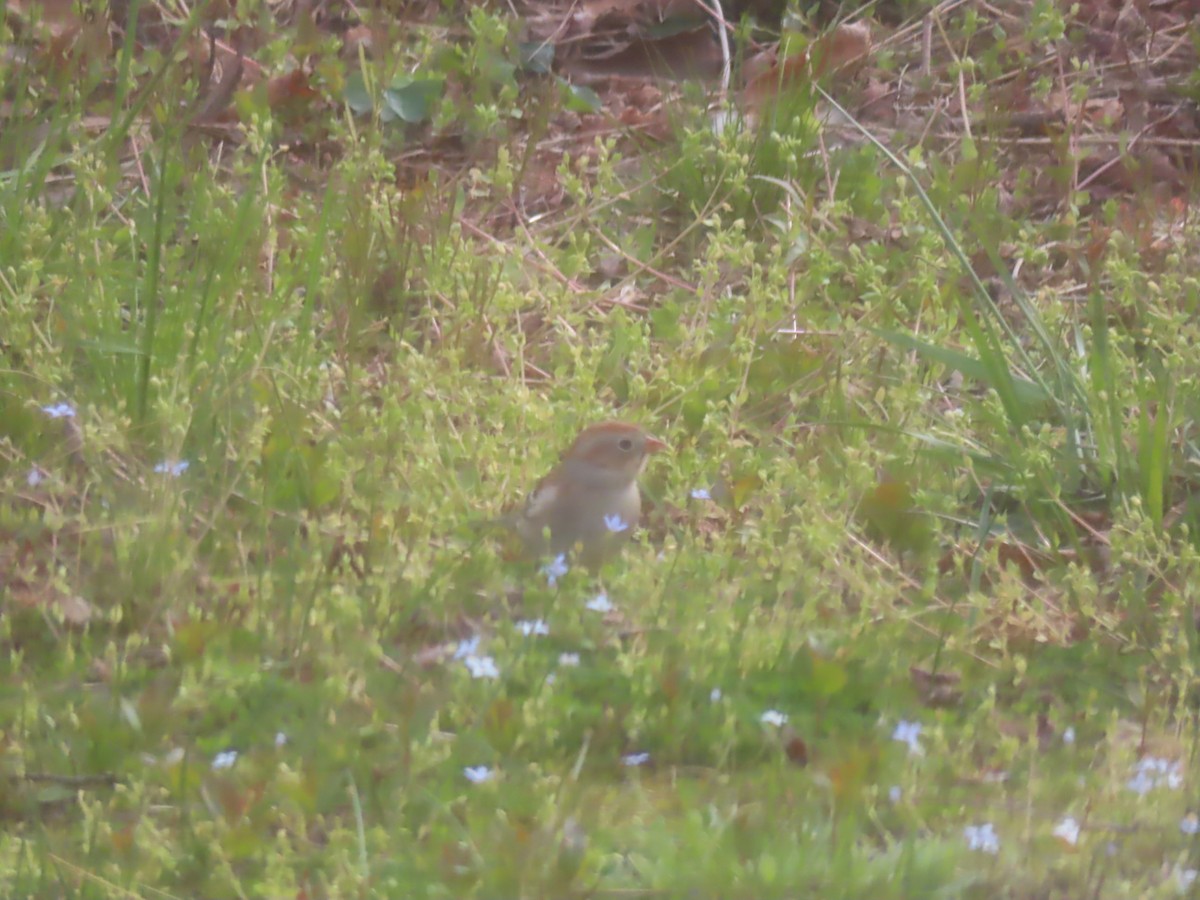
(212, 750), (238, 771)
(603, 514), (629, 533)
(26, 467), (46, 487)
(585, 593), (613, 613)
(622, 752), (650, 767)
(558, 652), (580, 667)
(964, 823), (999, 854)
(1062, 726), (1075, 745)
(1127, 757), (1182, 795)
(274, 732), (288, 748)
(453, 636), (481, 659)
(1181, 814), (1199, 835)
(760, 709), (788, 727)
(465, 655), (500, 680)
(888, 786), (902, 803)
(690, 488), (711, 500)
(41, 403), (76, 419)
(1053, 817), (1080, 846)
(464, 766), (494, 784)
(892, 720), (923, 756)
(516, 619), (549, 637)
(542, 553), (569, 587)
(710, 687), (722, 702)
(154, 460), (189, 477)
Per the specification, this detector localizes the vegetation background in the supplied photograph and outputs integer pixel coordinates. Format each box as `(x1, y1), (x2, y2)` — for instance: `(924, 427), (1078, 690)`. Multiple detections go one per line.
(3, 0), (1200, 896)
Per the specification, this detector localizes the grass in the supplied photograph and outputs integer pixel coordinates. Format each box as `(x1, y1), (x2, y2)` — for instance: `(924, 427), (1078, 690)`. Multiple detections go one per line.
(3, 0), (1200, 897)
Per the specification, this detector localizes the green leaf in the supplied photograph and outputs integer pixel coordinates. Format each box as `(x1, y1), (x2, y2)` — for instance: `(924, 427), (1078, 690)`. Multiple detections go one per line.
(519, 40), (555, 74)
(383, 77), (443, 124)
(560, 79), (602, 113)
(872, 327), (1050, 409)
(343, 71), (374, 115)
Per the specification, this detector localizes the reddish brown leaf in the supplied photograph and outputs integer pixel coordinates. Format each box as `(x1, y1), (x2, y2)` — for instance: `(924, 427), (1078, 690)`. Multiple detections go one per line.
(266, 68), (319, 111)
(743, 22), (872, 109)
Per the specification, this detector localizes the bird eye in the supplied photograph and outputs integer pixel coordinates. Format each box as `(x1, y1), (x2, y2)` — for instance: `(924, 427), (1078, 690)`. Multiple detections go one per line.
(618, 438), (634, 452)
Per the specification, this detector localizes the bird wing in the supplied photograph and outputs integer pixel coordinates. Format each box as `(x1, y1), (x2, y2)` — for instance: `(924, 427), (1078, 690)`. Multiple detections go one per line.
(523, 478), (560, 523)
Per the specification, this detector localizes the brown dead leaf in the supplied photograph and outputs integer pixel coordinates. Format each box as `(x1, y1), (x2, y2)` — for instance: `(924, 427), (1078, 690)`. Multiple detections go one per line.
(266, 68), (319, 113)
(910, 665), (963, 708)
(781, 726), (809, 766)
(7, 0), (110, 72)
(58, 594), (93, 627)
(743, 21), (872, 109)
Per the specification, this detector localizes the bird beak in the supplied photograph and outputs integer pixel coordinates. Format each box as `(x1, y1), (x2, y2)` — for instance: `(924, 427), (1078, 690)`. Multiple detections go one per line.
(644, 435), (668, 455)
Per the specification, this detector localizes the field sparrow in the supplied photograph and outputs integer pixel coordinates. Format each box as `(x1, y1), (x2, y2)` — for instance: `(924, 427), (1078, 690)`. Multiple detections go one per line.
(513, 421), (668, 571)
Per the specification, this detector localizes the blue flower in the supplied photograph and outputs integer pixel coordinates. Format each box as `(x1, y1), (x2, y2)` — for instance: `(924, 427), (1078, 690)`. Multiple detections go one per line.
(621, 752), (650, 767)
(964, 823), (999, 854)
(211, 750), (238, 771)
(453, 636), (481, 659)
(541, 553), (569, 587)
(690, 488), (711, 500)
(464, 766), (494, 784)
(1127, 756), (1182, 795)
(891, 719), (923, 756)
(585, 592), (614, 613)
(516, 619), (550, 637)
(603, 514), (629, 533)
(465, 655), (500, 680)
(41, 403), (76, 419)
(154, 460), (190, 477)
(1053, 817), (1080, 846)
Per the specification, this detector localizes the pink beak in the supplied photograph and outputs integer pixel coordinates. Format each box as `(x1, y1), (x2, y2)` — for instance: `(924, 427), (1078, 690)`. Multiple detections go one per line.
(644, 435), (669, 455)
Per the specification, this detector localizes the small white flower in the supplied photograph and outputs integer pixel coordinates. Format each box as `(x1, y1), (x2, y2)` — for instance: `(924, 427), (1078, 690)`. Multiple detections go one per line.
(463, 766), (494, 784)
(516, 619), (549, 637)
(1053, 817), (1080, 846)
(1181, 813), (1199, 835)
(154, 460), (190, 477)
(690, 488), (711, 500)
(892, 720), (924, 756)
(622, 752), (650, 767)
(274, 732), (288, 748)
(41, 403), (76, 419)
(585, 593), (614, 613)
(558, 652), (580, 667)
(453, 636), (481, 660)
(964, 823), (999, 854)
(212, 750), (238, 771)
(1062, 726), (1075, 745)
(26, 467), (46, 487)
(1180, 869), (1199, 890)
(465, 655), (500, 680)
(603, 514), (629, 533)
(760, 709), (788, 727)
(888, 786), (902, 803)
(710, 687), (722, 702)
(542, 553), (569, 587)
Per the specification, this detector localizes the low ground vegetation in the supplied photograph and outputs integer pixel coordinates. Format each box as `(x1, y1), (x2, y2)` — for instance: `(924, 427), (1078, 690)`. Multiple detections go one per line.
(3, 0), (1200, 896)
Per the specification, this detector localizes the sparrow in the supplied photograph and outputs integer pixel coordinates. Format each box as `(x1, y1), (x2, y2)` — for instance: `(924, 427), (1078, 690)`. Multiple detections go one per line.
(511, 421), (668, 571)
